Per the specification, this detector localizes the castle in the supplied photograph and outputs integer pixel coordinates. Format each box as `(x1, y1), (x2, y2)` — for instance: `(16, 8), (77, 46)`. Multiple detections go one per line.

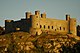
(5, 10), (77, 35)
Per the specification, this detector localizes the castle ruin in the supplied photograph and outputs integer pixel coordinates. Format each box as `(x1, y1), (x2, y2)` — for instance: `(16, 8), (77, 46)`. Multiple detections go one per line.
(5, 10), (77, 35)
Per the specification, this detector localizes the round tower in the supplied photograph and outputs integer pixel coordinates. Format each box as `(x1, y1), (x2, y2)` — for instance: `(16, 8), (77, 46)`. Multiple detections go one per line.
(31, 14), (40, 28)
(66, 14), (70, 33)
(30, 15), (42, 35)
(31, 15), (37, 28)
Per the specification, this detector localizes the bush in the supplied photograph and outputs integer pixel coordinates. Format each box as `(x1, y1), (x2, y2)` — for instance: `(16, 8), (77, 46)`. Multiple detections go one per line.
(0, 26), (5, 35)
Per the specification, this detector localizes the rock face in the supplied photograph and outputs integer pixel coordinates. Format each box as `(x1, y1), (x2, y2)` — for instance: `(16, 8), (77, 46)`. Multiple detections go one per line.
(0, 32), (80, 53)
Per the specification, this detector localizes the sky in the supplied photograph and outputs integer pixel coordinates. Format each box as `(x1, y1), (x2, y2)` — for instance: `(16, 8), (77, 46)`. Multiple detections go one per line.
(0, 0), (80, 26)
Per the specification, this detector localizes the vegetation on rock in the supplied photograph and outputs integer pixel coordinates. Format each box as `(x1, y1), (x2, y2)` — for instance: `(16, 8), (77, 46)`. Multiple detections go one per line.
(0, 32), (80, 53)
(0, 26), (5, 35)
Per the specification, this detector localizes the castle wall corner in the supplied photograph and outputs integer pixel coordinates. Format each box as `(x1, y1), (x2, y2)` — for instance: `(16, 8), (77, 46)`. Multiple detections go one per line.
(70, 18), (76, 35)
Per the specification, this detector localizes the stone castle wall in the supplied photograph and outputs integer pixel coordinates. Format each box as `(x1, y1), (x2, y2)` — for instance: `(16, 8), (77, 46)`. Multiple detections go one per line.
(5, 10), (77, 35)
(5, 19), (31, 33)
(30, 11), (76, 35)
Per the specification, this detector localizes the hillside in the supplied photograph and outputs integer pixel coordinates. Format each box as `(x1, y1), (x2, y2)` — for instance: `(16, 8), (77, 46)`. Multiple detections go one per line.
(0, 32), (80, 53)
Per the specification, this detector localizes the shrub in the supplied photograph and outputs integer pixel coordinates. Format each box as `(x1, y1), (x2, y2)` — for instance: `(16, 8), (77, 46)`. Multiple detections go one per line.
(0, 26), (5, 35)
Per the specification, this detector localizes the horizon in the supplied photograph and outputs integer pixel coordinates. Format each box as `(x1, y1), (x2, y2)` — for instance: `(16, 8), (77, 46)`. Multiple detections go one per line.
(0, 0), (80, 26)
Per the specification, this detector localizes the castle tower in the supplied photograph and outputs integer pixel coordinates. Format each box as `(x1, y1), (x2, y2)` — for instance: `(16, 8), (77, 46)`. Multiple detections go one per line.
(66, 14), (70, 21)
(30, 14), (40, 28)
(25, 12), (31, 19)
(35, 10), (40, 18)
(66, 14), (70, 33)
(41, 12), (46, 18)
(66, 14), (76, 35)
(30, 15), (42, 35)
(70, 18), (76, 35)
(5, 20), (14, 33)
(30, 11), (42, 35)
(30, 15), (36, 28)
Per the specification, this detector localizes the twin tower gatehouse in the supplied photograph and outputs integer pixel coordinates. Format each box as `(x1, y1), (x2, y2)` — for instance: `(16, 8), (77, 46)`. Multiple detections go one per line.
(5, 10), (76, 35)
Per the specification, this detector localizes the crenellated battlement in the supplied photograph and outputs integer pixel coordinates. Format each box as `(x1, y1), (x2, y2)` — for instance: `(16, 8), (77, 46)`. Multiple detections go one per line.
(5, 20), (14, 22)
(25, 10), (46, 19)
(25, 12), (31, 19)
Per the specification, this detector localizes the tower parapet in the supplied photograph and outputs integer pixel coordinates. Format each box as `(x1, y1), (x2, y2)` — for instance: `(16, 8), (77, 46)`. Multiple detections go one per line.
(35, 10), (40, 18)
(25, 12), (31, 19)
(66, 14), (70, 21)
(41, 12), (46, 18)
(35, 10), (40, 15)
(5, 20), (14, 22)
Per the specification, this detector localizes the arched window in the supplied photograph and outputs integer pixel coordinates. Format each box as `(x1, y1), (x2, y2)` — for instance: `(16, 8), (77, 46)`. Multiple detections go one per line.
(60, 27), (61, 30)
(44, 25), (45, 29)
(36, 32), (38, 35)
(55, 29), (56, 31)
(63, 27), (65, 30)
(40, 25), (42, 28)
(52, 26), (53, 29)
(48, 26), (50, 29)
(37, 23), (38, 25)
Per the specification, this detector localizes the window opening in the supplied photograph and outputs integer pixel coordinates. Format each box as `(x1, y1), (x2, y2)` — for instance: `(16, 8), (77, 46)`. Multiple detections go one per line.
(44, 25), (45, 29)
(52, 26), (53, 29)
(48, 26), (50, 29)
(40, 25), (42, 28)
(60, 27), (61, 30)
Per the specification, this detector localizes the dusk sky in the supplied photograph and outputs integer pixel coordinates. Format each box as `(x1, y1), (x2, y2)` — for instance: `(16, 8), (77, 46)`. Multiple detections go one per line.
(0, 0), (80, 26)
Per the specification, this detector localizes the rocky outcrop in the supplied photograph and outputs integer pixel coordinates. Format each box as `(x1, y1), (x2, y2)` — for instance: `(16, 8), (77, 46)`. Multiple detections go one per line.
(0, 32), (80, 53)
